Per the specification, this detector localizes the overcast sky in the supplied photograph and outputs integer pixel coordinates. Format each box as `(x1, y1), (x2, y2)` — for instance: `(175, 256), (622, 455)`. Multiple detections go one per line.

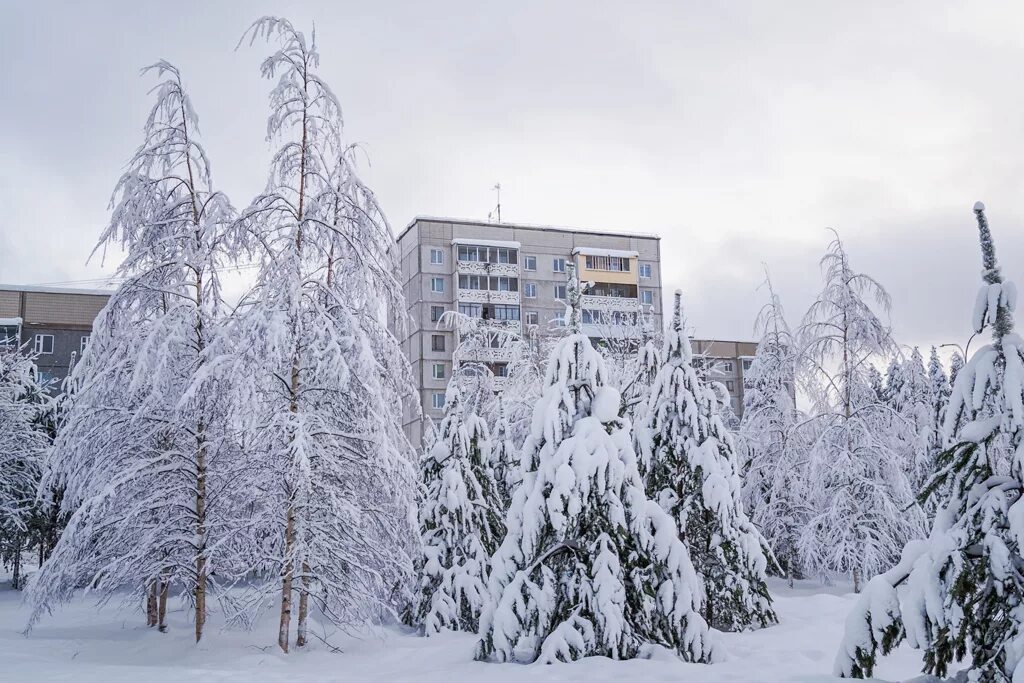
(3, 1), (1023, 356)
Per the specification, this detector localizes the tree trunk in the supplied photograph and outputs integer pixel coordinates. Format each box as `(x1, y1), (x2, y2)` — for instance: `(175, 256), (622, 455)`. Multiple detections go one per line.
(147, 580), (158, 627)
(296, 562), (310, 648)
(852, 567), (862, 594)
(195, 429), (207, 644)
(158, 578), (168, 632)
(278, 502), (296, 653)
(10, 535), (22, 590)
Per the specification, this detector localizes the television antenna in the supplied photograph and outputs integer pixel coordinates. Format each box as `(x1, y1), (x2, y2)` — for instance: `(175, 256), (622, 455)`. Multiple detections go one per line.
(487, 183), (502, 223)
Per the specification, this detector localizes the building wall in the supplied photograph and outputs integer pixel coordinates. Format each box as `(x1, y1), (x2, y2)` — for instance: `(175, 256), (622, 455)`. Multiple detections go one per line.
(0, 286), (111, 387)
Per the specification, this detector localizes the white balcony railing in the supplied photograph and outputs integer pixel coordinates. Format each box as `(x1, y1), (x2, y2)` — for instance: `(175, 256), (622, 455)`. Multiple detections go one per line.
(581, 294), (642, 312)
(457, 289), (520, 305)
(457, 260), (519, 277)
(457, 345), (517, 363)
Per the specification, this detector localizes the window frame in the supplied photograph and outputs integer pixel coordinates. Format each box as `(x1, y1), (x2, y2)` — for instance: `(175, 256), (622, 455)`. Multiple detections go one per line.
(552, 257), (566, 273)
(639, 263), (652, 279)
(523, 255), (537, 271)
(430, 277), (445, 293)
(432, 363), (446, 380)
(431, 392), (445, 410)
(523, 283), (537, 298)
(429, 248), (444, 265)
(640, 290), (654, 305)
(430, 305), (445, 323)
(554, 284), (567, 301)
(431, 334), (446, 352)
(34, 333), (54, 355)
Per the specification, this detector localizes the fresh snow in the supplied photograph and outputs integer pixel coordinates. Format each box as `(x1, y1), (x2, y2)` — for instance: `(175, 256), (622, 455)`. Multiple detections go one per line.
(0, 580), (929, 682)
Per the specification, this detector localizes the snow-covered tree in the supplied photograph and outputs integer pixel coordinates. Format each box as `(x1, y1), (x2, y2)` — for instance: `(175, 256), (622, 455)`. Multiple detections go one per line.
(488, 394), (520, 507)
(893, 347), (933, 491)
(948, 348), (965, 388)
(641, 290), (777, 631)
(0, 351), (50, 590)
(740, 275), (807, 585)
(925, 346), (950, 464)
(475, 265), (714, 664)
(231, 18), (417, 652)
(835, 202), (1024, 681)
(797, 234), (924, 592)
(406, 381), (504, 634)
(27, 62), (236, 639)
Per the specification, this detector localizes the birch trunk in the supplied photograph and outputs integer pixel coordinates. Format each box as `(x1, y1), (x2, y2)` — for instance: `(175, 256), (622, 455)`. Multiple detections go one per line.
(147, 580), (158, 627)
(157, 578), (168, 633)
(296, 561), (310, 647)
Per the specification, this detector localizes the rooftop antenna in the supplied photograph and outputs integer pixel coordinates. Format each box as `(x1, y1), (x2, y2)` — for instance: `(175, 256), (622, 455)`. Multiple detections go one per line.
(487, 183), (502, 223)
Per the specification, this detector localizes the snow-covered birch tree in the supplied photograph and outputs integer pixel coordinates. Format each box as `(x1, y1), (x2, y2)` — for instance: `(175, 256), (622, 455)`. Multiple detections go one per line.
(835, 201), (1024, 682)
(26, 62), (236, 640)
(406, 381), (504, 634)
(740, 275), (807, 585)
(231, 17), (417, 652)
(796, 234), (924, 592)
(640, 290), (777, 631)
(475, 265), (714, 664)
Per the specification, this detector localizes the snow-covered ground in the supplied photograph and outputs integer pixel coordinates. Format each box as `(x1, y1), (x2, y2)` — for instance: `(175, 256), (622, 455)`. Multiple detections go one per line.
(0, 578), (933, 683)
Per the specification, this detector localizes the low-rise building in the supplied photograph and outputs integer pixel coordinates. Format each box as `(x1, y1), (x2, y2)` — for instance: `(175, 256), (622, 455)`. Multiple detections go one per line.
(0, 285), (111, 386)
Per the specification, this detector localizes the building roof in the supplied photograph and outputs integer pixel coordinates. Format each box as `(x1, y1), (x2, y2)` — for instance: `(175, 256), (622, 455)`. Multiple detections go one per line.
(0, 284), (114, 297)
(398, 216), (660, 244)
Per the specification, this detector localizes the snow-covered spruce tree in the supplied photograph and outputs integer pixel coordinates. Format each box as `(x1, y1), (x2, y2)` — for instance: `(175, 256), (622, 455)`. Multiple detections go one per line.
(0, 350), (50, 590)
(893, 347), (933, 492)
(406, 380), (504, 634)
(640, 290), (777, 631)
(233, 18), (417, 652)
(27, 63), (236, 639)
(475, 265), (714, 664)
(835, 202), (1024, 681)
(949, 348), (965, 388)
(925, 345), (950, 464)
(739, 275), (807, 585)
(796, 234), (924, 592)
(488, 394), (520, 507)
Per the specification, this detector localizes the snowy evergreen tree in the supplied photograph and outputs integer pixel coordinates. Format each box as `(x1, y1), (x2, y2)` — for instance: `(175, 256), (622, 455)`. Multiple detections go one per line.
(740, 275), (807, 585)
(475, 265), (714, 664)
(0, 350), (50, 590)
(949, 348), (965, 388)
(896, 347), (933, 491)
(866, 364), (885, 402)
(835, 202), (1024, 681)
(925, 345), (950, 464)
(488, 394), (520, 507)
(27, 62), (237, 639)
(406, 381), (504, 634)
(797, 234), (924, 592)
(641, 290), (777, 631)
(231, 18), (417, 652)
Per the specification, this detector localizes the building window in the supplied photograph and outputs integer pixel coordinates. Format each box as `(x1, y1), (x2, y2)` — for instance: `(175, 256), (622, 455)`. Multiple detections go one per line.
(457, 245), (518, 264)
(432, 392), (445, 410)
(554, 285), (567, 300)
(742, 359), (753, 371)
(431, 334), (446, 352)
(492, 362), (509, 377)
(525, 311), (539, 325)
(34, 334), (54, 355)
(552, 258), (566, 273)
(523, 283), (537, 298)
(80, 335), (90, 354)
(430, 277), (445, 293)
(430, 305), (445, 323)
(639, 263), (652, 279)
(584, 255), (630, 272)
(640, 290), (654, 305)
(552, 312), (566, 327)
(523, 255), (537, 271)
(721, 361), (734, 372)
(432, 363), (445, 380)
(726, 380), (735, 392)
(430, 248), (444, 265)
(457, 275), (519, 291)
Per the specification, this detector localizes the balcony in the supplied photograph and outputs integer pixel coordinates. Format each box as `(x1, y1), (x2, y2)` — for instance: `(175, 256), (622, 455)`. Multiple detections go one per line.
(457, 345), (516, 363)
(581, 293), (642, 313)
(458, 289), (520, 305)
(457, 260), (519, 277)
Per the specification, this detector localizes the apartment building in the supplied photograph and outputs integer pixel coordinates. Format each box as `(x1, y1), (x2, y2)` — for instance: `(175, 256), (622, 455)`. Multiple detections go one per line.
(691, 339), (759, 419)
(0, 284), (111, 387)
(395, 217), (666, 446)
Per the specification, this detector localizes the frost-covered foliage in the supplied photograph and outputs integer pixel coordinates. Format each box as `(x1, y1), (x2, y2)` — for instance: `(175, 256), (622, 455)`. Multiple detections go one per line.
(488, 395), (520, 507)
(926, 346), (950, 461)
(797, 234), (924, 591)
(835, 202), (1024, 681)
(27, 63), (237, 640)
(230, 18), (417, 652)
(476, 266), (714, 664)
(640, 290), (777, 632)
(888, 348), (933, 492)
(740, 277), (807, 584)
(0, 350), (50, 589)
(406, 382), (504, 634)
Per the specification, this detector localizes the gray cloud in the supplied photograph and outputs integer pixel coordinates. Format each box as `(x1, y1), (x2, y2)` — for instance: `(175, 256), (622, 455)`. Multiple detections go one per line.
(2, 0), (1022, 355)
